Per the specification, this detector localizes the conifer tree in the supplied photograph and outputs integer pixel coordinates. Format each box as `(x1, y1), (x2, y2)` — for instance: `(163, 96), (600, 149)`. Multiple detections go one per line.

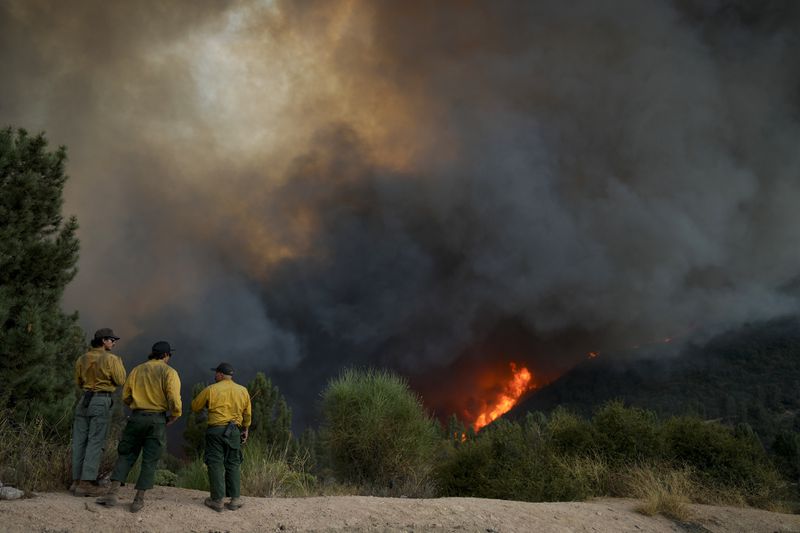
(183, 382), (209, 458)
(247, 372), (294, 448)
(0, 128), (84, 433)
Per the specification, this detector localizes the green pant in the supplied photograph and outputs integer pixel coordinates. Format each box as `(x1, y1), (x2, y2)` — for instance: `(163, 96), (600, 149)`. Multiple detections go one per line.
(110, 412), (166, 490)
(72, 394), (113, 481)
(204, 425), (242, 501)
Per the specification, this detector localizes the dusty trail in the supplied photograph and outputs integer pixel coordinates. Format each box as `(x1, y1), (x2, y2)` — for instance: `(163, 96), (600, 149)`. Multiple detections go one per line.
(0, 485), (798, 532)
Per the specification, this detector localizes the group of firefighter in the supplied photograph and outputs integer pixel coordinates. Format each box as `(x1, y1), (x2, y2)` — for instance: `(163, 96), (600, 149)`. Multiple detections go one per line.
(71, 328), (252, 513)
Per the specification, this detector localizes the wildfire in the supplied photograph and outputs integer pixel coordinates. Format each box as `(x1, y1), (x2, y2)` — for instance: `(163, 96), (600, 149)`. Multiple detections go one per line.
(473, 363), (535, 431)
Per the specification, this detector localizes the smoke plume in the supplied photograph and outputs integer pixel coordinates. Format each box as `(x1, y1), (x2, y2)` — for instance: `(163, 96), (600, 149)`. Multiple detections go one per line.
(2, 0), (799, 424)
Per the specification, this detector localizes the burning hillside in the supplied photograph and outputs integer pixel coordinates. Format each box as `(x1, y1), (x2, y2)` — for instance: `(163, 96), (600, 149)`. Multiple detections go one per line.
(471, 363), (537, 431)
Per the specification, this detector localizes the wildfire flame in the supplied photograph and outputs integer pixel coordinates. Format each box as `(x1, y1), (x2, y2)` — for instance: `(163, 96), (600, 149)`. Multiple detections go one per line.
(473, 362), (535, 431)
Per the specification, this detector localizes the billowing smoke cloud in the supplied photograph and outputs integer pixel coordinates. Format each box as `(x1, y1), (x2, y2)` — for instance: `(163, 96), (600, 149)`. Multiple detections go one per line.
(2, 0), (800, 425)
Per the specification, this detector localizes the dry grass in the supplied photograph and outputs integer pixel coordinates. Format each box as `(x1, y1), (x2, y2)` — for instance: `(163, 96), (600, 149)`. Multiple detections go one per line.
(176, 443), (316, 497)
(0, 412), (72, 491)
(240, 441), (316, 497)
(627, 465), (694, 521)
(556, 454), (613, 497)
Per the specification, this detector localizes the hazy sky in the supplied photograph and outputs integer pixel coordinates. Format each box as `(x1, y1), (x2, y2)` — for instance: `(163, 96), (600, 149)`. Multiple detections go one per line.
(2, 0), (799, 425)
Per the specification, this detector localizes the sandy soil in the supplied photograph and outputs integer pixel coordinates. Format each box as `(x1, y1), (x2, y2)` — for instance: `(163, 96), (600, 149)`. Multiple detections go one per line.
(0, 485), (798, 533)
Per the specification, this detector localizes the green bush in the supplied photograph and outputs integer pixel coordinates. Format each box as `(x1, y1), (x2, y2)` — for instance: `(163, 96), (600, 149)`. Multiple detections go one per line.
(772, 431), (800, 484)
(546, 407), (596, 456)
(320, 368), (438, 495)
(154, 469), (177, 487)
(592, 401), (660, 463)
(434, 401), (786, 509)
(434, 419), (603, 502)
(660, 416), (784, 504)
(434, 438), (493, 497)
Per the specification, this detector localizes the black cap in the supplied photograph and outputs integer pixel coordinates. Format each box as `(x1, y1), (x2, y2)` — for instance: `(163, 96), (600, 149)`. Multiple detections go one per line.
(151, 341), (175, 355)
(212, 362), (234, 376)
(94, 328), (120, 341)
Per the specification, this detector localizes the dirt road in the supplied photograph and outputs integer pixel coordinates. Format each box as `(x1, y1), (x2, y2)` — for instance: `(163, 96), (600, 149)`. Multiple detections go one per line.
(1, 485), (799, 532)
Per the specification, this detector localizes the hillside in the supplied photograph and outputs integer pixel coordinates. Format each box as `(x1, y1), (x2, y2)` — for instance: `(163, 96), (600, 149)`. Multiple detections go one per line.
(510, 316), (800, 444)
(1, 485), (799, 533)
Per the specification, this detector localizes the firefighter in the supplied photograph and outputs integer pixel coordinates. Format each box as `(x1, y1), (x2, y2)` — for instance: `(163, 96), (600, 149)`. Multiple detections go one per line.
(96, 341), (182, 513)
(71, 328), (127, 497)
(191, 362), (251, 512)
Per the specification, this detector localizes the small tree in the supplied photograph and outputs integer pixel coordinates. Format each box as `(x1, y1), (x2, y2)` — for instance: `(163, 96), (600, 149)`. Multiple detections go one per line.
(0, 128), (84, 432)
(320, 367), (438, 493)
(247, 372), (293, 449)
(183, 382), (209, 458)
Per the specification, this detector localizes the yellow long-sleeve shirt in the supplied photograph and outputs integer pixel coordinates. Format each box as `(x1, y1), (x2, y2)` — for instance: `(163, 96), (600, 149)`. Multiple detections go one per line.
(191, 379), (251, 428)
(122, 359), (182, 417)
(75, 347), (127, 392)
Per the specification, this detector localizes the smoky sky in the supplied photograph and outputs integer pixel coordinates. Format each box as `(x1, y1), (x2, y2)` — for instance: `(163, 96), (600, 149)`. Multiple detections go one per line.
(2, 0), (800, 426)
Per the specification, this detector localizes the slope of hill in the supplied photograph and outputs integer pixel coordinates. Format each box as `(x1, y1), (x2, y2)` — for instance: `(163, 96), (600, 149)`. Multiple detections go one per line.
(510, 316), (800, 445)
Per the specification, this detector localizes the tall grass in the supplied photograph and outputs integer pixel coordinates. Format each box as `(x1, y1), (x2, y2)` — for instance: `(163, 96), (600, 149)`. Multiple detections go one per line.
(241, 442), (315, 497)
(176, 457), (209, 491)
(627, 465), (694, 521)
(175, 439), (316, 497)
(0, 411), (71, 491)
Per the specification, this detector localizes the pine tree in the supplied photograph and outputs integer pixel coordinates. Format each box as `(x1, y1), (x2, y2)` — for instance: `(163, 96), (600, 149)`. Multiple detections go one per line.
(0, 128), (84, 433)
(445, 413), (467, 443)
(183, 382), (209, 458)
(246, 372), (294, 448)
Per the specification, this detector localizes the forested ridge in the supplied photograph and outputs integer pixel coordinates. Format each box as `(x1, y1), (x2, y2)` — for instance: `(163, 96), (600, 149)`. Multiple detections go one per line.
(512, 316), (800, 446)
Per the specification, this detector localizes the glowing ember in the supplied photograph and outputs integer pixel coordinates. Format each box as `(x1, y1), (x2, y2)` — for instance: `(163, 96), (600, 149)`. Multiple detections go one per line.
(473, 363), (535, 431)
(588, 351), (599, 359)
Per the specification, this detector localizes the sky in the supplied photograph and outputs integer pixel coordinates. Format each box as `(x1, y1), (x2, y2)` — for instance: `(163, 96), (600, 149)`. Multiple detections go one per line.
(2, 0), (800, 427)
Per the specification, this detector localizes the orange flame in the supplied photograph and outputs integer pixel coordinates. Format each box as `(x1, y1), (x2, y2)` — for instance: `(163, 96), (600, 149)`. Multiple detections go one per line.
(587, 351), (599, 359)
(473, 363), (535, 431)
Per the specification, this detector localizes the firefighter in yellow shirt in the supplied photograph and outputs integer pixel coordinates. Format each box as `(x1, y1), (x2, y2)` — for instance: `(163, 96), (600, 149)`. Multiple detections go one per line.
(71, 328), (126, 497)
(192, 362), (252, 512)
(96, 341), (182, 513)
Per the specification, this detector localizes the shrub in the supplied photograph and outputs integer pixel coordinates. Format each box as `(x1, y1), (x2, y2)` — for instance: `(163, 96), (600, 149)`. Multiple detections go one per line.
(546, 407), (596, 456)
(434, 402), (787, 509)
(433, 438), (493, 497)
(154, 469), (177, 487)
(660, 416), (785, 505)
(772, 431), (800, 484)
(592, 401), (660, 463)
(434, 419), (605, 502)
(320, 368), (438, 495)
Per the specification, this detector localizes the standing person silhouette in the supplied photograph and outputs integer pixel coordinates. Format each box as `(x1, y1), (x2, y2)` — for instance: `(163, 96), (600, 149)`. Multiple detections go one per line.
(97, 341), (181, 513)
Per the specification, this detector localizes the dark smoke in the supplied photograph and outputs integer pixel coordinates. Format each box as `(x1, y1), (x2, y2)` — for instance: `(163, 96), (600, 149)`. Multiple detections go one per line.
(2, 0), (800, 426)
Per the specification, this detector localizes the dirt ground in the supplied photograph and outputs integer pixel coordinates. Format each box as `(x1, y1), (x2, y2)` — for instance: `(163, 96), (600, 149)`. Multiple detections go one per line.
(1, 485), (799, 533)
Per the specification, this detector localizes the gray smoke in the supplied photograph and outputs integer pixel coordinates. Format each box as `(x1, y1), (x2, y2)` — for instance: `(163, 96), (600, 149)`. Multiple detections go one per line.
(2, 0), (799, 424)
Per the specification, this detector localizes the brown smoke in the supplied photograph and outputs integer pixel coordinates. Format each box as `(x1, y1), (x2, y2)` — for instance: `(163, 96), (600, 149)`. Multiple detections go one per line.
(2, 0), (800, 423)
